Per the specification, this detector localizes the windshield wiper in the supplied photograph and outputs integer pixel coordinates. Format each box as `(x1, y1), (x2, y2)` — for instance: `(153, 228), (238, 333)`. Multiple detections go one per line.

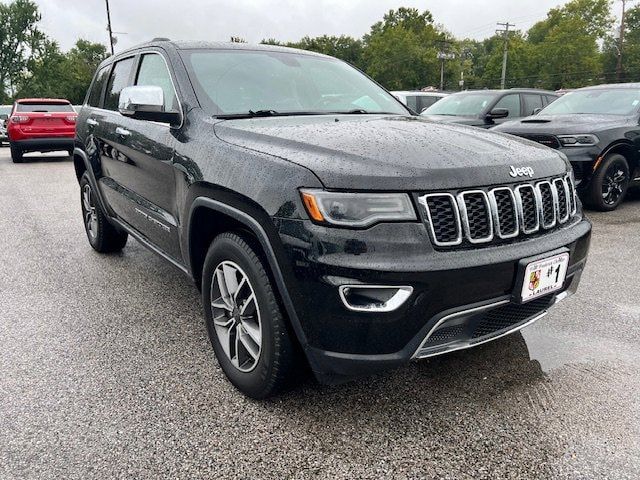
(215, 108), (406, 119)
(248, 109), (280, 116)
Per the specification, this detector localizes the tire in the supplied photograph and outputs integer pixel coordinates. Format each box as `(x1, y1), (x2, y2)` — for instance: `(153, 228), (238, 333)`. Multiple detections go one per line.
(585, 153), (630, 211)
(79, 172), (128, 252)
(202, 232), (296, 398)
(10, 144), (23, 163)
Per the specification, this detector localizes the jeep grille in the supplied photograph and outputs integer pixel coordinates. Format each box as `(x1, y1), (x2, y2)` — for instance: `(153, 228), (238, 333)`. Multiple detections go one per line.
(419, 175), (577, 248)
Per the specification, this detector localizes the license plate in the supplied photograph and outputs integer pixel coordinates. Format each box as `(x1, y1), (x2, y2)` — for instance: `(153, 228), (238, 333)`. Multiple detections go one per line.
(520, 253), (569, 302)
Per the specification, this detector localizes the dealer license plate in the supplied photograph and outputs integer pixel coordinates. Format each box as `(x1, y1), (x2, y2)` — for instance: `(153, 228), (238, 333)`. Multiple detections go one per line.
(520, 253), (569, 302)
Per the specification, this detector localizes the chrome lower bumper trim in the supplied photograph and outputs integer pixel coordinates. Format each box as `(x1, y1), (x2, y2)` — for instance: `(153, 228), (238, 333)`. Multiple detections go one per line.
(411, 282), (577, 361)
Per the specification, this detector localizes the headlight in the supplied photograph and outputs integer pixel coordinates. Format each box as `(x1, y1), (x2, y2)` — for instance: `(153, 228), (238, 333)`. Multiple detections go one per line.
(300, 189), (416, 227)
(557, 134), (599, 147)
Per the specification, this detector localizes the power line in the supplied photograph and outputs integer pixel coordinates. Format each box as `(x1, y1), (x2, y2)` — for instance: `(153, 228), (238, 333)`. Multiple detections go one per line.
(496, 22), (515, 89)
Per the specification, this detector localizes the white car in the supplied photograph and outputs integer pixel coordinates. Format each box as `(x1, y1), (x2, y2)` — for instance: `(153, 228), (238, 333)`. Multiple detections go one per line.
(391, 91), (448, 113)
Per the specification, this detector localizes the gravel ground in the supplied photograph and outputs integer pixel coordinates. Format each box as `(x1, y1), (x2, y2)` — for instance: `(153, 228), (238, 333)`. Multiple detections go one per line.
(0, 148), (639, 479)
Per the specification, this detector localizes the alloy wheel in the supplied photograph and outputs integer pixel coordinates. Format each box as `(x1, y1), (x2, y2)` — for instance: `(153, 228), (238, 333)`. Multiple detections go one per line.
(210, 261), (262, 373)
(82, 184), (98, 240)
(601, 166), (627, 205)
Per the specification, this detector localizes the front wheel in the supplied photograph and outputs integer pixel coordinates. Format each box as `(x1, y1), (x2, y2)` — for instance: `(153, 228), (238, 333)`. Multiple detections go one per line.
(585, 153), (630, 211)
(79, 172), (128, 252)
(202, 232), (297, 398)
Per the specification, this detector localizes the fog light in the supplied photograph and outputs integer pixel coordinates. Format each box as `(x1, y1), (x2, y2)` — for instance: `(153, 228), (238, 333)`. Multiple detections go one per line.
(338, 285), (413, 312)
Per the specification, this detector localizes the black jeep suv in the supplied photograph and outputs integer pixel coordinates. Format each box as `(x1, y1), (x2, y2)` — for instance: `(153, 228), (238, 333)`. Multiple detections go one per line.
(74, 40), (591, 398)
(494, 84), (640, 211)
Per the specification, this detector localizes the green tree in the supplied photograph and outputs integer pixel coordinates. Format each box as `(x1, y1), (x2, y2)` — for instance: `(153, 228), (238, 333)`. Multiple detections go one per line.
(16, 39), (108, 103)
(289, 35), (364, 69)
(602, 5), (640, 82)
(0, 0), (47, 102)
(63, 40), (109, 103)
(525, 0), (613, 89)
(362, 8), (445, 90)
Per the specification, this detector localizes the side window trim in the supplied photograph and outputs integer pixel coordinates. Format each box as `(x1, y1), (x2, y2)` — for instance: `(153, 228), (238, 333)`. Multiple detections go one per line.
(85, 63), (112, 109)
(131, 49), (184, 128)
(102, 54), (138, 112)
(134, 51), (181, 109)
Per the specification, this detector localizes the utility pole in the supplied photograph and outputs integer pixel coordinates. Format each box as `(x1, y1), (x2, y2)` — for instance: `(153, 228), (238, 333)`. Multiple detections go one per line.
(616, 0), (628, 82)
(496, 22), (514, 89)
(105, 0), (114, 55)
(436, 38), (455, 90)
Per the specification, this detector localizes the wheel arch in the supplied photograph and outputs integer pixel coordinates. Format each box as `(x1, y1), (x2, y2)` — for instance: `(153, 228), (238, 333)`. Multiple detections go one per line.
(186, 197), (312, 361)
(600, 141), (638, 176)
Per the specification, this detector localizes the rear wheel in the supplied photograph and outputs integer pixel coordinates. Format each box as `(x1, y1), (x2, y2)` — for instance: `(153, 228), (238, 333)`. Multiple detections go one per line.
(79, 172), (128, 252)
(10, 144), (22, 163)
(202, 232), (297, 398)
(585, 153), (630, 211)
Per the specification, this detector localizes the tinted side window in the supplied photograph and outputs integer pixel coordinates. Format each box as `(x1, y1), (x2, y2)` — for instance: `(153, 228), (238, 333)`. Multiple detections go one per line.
(405, 96), (419, 112)
(493, 94), (521, 117)
(87, 66), (110, 107)
(104, 57), (135, 111)
(417, 96), (439, 112)
(545, 95), (558, 106)
(135, 53), (178, 111)
(523, 94), (543, 116)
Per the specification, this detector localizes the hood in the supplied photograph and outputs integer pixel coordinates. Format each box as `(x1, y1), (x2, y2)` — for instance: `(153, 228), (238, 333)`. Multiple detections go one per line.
(213, 115), (567, 191)
(494, 114), (633, 135)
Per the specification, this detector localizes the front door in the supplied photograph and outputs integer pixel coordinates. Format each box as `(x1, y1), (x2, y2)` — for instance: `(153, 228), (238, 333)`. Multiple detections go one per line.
(96, 52), (182, 260)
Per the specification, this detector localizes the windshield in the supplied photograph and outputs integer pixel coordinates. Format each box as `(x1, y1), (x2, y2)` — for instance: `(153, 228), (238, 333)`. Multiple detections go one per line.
(421, 92), (496, 116)
(540, 89), (640, 116)
(180, 49), (408, 116)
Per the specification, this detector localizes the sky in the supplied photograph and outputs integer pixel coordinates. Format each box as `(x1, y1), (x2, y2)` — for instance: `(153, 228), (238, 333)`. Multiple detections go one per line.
(30, 0), (621, 52)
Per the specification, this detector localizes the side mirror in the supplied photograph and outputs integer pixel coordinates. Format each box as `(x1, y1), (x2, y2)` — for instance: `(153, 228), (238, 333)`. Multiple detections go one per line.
(532, 107), (542, 115)
(118, 85), (181, 126)
(487, 108), (509, 120)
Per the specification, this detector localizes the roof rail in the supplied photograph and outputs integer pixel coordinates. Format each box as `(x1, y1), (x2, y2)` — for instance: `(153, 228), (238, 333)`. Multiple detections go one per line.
(151, 37), (171, 42)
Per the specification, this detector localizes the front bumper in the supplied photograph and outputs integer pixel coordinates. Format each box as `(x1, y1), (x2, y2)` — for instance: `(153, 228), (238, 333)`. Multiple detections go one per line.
(560, 146), (600, 186)
(275, 216), (591, 383)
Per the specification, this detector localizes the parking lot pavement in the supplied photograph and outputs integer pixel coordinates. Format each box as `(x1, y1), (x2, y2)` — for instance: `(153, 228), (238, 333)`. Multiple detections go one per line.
(0, 148), (639, 479)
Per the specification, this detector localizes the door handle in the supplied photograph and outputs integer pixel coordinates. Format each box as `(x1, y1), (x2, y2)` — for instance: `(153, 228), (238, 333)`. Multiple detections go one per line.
(86, 118), (99, 127)
(115, 127), (131, 137)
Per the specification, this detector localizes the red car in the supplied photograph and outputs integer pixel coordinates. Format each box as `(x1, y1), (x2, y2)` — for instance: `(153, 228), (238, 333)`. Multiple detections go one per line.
(7, 98), (76, 163)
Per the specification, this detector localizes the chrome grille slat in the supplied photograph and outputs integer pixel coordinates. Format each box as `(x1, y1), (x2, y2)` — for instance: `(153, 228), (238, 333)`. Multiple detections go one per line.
(457, 191), (493, 243)
(489, 187), (519, 239)
(536, 181), (557, 229)
(515, 184), (540, 234)
(419, 174), (578, 249)
(419, 193), (463, 247)
(553, 178), (570, 223)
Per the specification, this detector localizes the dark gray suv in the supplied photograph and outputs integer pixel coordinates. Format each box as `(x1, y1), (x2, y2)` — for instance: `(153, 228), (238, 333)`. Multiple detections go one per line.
(421, 89), (559, 128)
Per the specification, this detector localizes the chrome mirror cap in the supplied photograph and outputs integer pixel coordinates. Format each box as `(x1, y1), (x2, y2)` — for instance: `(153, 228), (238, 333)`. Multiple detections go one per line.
(118, 85), (164, 116)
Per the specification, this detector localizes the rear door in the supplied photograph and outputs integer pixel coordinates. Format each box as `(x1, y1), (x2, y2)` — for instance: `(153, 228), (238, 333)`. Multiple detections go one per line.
(93, 56), (140, 229)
